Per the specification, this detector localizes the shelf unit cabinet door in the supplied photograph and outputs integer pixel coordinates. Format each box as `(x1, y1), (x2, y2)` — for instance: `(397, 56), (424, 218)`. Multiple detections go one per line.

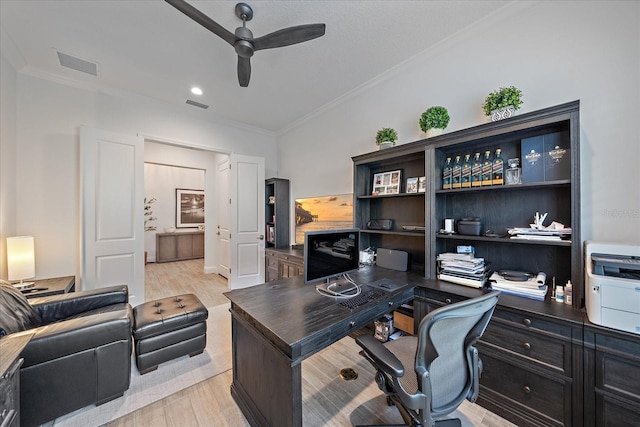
(157, 234), (177, 262)
(177, 234), (194, 259)
(584, 326), (640, 427)
(281, 259), (303, 279)
(192, 233), (204, 258)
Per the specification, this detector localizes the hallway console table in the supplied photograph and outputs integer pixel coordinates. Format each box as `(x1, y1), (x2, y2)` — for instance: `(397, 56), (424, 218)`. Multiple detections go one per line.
(156, 231), (204, 263)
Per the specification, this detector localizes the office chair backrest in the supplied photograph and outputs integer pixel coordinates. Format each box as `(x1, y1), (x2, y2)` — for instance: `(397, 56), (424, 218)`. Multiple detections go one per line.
(414, 291), (500, 413)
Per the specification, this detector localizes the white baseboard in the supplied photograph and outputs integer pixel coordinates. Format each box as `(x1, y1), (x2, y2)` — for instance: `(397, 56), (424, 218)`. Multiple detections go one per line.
(204, 265), (218, 274)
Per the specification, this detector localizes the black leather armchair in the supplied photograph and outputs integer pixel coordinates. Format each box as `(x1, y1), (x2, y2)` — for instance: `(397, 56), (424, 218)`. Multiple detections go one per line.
(0, 283), (133, 427)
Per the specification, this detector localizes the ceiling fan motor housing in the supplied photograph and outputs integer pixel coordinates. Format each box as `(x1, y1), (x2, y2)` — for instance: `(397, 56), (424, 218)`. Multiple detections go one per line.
(234, 26), (254, 58)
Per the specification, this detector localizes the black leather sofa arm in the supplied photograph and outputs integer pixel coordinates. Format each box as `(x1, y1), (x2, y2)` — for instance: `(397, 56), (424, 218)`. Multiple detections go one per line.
(30, 285), (128, 323)
(356, 334), (405, 377)
(17, 304), (133, 368)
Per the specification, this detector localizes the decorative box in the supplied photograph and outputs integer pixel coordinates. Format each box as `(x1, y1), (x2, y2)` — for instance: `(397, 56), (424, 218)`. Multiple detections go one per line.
(521, 136), (544, 183)
(544, 131), (570, 181)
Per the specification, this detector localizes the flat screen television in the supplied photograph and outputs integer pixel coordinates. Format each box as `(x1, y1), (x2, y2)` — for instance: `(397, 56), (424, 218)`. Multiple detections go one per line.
(304, 229), (360, 284)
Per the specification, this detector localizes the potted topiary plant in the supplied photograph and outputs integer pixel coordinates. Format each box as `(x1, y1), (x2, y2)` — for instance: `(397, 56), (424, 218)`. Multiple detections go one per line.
(375, 127), (398, 149)
(482, 86), (523, 121)
(419, 106), (450, 138)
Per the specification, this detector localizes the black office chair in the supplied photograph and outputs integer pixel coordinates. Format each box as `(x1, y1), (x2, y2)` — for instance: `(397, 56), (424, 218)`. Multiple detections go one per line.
(355, 290), (500, 427)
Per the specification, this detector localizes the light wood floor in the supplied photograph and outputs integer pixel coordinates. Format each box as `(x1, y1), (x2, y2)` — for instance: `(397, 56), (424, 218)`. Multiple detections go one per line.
(104, 259), (516, 427)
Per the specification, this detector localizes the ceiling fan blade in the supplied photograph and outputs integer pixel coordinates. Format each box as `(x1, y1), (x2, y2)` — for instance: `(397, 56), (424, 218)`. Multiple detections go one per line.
(253, 24), (326, 51)
(165, 0), (236, 46)
(237, 56), (251, 87)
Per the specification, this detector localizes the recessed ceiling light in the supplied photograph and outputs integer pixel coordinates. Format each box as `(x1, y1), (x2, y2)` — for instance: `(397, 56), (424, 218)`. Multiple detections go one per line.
(191, 87), (203, 96)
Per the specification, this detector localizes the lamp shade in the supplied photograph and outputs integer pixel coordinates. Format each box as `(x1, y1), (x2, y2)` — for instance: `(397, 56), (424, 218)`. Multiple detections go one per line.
(7, 236), (35, 281)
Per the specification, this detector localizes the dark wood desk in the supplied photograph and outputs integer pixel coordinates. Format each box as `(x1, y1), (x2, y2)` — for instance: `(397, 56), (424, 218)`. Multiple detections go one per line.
(23, 276), (75, 299)
(0, 333), (33, 427)
(224, 266), (421, 427)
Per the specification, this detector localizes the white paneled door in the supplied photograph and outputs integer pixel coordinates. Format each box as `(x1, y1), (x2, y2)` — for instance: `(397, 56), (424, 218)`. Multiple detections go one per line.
(80, 127), (144, 306)
(217, 159), (231, 279)
(229, 154), (265, 289)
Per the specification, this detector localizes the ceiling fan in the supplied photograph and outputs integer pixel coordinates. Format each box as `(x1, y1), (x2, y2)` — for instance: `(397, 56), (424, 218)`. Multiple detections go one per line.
(165, 0), (326, 87)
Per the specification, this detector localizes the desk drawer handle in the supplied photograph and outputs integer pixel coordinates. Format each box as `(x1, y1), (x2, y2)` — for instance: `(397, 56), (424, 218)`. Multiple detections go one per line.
(523, 385), (531, 394)
(523, 342), (531, 351)
(445, 298), (452, 304)
(522, 318), (531, 326)
(349, 321), (355, 328)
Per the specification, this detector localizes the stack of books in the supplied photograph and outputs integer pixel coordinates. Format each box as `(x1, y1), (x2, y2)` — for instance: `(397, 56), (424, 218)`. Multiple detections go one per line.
(489, 271), (548, 300)
(507, 227), (572, 242)
(437, 253), (488, 288)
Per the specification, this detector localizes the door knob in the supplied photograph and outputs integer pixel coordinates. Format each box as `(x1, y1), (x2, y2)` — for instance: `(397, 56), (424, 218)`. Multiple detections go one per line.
(258, 235), (264, 240)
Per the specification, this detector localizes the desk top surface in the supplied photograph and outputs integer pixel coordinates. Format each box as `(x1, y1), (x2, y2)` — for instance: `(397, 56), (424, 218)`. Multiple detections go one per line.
(225, 266), (421, 361)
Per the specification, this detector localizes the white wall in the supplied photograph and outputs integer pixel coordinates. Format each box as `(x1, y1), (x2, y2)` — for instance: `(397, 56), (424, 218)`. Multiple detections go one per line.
(0, 55), (17, 279)
(144, 163), (205, 261)
(144, 141), (222, 271)
(4, 70), (276, 281)
(278, 1), (640, 246)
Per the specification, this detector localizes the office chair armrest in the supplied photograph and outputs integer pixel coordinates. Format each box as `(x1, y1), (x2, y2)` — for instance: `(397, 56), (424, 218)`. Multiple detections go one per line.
(467, 346), (481, 402)
(356, 334), (404, 377)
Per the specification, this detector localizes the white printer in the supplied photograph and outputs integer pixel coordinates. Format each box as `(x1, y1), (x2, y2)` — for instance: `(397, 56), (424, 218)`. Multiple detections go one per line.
(585, 241), (640, 335)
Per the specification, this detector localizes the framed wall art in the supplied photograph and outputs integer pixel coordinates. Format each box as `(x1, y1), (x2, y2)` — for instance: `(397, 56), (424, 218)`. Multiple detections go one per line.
(176, 188), (204, 228)
(372, 170), (401, 195)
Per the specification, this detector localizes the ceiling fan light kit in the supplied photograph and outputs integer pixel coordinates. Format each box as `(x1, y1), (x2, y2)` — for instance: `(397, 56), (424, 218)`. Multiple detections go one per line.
(165, 0), (326, 87)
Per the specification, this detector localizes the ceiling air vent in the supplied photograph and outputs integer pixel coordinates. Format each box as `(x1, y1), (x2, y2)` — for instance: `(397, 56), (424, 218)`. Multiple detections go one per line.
(186, 99), (209, 109)
(57, 51), (98, 76)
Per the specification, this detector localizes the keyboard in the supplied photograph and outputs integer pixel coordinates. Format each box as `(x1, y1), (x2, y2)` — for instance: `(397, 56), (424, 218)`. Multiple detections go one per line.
(340, 286), (386, 310)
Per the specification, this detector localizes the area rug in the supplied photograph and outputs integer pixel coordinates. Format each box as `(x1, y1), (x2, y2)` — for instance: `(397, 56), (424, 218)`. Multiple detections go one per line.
(51, 302), (232, 426)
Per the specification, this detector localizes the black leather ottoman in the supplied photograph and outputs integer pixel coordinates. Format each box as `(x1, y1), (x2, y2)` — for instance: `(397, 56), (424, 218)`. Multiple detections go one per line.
(133, 294), (208, 374)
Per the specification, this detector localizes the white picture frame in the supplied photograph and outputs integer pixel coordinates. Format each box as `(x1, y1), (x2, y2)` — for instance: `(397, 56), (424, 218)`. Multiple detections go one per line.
(418, 176), (426, 193)
(372, 170), (401, 195)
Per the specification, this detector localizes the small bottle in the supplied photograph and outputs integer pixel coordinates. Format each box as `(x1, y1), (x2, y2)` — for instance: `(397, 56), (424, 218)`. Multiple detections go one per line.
(442, 157), (452, 190)
(492, 148), (504, 185)
(471, 152), (482, 187)
(564, 280), (573, 305)
(555, 285), (564, 303)
(481, 150), (493, 186)
(461, 154), (472, 188)
(452, 155), (462, 189)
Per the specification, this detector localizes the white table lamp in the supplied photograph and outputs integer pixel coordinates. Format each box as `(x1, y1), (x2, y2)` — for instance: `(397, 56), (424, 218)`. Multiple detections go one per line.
(7, 236), (35, 288)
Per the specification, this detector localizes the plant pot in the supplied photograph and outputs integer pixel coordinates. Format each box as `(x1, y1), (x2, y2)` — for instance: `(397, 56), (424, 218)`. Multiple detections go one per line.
(426, 128), (444, 138)
(378, 142), (394, 150)
(490, 105), (516, 122)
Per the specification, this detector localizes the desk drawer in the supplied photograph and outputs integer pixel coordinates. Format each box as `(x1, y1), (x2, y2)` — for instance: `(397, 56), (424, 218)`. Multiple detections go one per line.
(492, 308), (573, 339)
(267, 256), (279, 268)
(480, 351), (569, 425)
(482, 322), (569, 374)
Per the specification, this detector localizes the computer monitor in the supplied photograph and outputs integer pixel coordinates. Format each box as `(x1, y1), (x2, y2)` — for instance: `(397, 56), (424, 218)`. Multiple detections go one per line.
(304, 229), (360, 284)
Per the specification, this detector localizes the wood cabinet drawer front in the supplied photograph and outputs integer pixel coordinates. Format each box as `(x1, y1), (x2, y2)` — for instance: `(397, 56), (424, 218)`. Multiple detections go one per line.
(480, 352), (568, 424)
(594, 330), (640, 402)
(596, 350), (640, 402)
(482, 323), (568, 374)
(266, 256), (279, 268)
(493, 308), (572, 338)
(415, 293), (464, 307)
(596, 393), (640, 427)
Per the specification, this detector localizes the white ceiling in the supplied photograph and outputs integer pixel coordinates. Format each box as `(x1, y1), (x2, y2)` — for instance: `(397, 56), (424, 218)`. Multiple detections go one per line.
(0, 0), (511, 133)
